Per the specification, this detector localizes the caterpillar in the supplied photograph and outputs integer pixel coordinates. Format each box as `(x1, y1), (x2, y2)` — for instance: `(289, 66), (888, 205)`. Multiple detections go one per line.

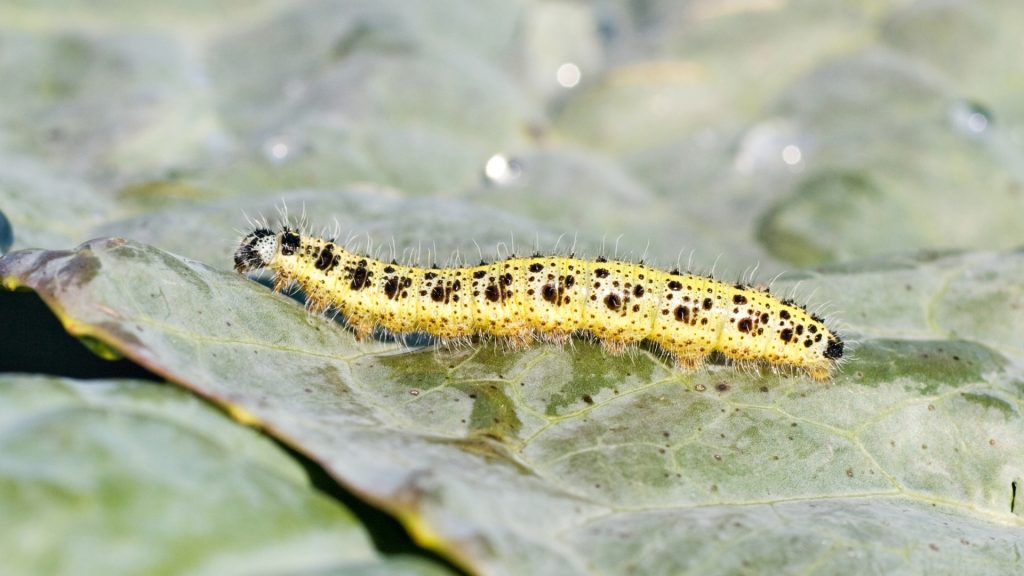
(234, 226), (844, 380)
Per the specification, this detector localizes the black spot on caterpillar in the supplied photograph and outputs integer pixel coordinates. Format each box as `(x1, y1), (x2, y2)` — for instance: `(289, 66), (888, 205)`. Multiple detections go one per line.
(235, 226), (844, 380)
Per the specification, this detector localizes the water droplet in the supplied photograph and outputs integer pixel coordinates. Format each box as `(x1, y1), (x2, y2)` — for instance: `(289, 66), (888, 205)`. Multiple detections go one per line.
(951, 101), (993, 136)
(967, 112), (988, 133)
(782, 144), (802, 166)
(734, 120), (804, 174)
(556, 62), (581, 88)
(262, 139), (292, 164)
(484, 154), (522, 185)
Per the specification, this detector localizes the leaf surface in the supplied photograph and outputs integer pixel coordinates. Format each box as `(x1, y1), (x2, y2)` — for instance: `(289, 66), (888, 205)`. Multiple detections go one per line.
(2, 239), (1022, 575)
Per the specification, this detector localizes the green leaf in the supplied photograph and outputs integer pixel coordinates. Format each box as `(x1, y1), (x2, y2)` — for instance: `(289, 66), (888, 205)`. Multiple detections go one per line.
(0, 374), (452, 576)
(2, 239), (1022, 575)
(758, 51), (1024, 266)
(3, 2), (1024, 573)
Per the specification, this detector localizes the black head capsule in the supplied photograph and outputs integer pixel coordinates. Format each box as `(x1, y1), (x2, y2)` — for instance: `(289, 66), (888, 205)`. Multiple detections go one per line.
(234, 228), (278, 272)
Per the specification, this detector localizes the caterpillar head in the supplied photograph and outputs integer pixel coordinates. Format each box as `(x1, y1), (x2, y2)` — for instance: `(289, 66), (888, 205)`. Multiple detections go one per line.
(234, 228), (278, 272)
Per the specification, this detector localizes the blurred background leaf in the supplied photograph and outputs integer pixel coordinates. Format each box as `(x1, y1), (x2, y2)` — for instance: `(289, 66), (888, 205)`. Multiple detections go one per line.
(1, 0), (1020, 273)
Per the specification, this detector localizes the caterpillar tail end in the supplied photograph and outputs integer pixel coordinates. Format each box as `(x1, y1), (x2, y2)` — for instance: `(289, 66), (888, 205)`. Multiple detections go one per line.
(824, 336), (844, 361)
(806, 336), (844, 382)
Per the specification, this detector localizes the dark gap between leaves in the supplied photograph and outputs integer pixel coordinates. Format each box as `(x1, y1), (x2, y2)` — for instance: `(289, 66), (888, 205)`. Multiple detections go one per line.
(1012, 481), (1017, 514)
(0, 291), (162, 380)
(272, 438), (469, 575)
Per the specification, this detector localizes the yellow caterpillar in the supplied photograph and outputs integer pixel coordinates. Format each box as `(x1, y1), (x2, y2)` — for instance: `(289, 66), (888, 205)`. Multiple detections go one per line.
(234, 226), (844, 380)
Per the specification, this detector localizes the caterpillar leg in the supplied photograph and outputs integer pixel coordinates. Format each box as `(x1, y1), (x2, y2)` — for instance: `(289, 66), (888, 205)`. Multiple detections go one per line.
(306, 293), (331, 314)
(804, 364), (832, 382)
(503, 330), (536, 351)
(600, 338), (630, 355)
(672, 354), (706, 372)
(540, 331), (573, 345)
(272, 271), (292, 293)
(349, 320), (375, 341)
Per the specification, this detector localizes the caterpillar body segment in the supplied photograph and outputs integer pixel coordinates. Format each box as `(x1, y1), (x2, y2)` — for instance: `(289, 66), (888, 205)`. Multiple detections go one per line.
(235, 227), (844, 381)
